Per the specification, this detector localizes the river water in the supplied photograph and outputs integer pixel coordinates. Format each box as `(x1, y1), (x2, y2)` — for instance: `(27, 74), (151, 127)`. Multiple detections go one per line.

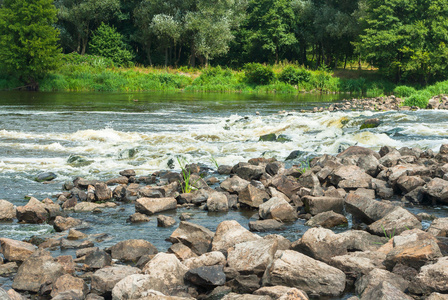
(1, 91), (448, 296)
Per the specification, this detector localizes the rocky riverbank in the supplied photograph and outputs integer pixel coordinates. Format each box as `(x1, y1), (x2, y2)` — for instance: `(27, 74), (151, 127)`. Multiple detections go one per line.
(1, 144), (448, 299)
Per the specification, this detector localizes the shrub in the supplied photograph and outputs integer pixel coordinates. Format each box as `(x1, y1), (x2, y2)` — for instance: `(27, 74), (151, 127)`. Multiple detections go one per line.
(244, 63), (275, 85)
(278, 66), (311, 85)
(402, 91), (431, 108)
(393, 85), (417, 97)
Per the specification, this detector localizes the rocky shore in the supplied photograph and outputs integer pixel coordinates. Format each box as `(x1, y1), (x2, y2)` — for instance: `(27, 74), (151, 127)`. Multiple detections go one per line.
(1, 144), (448, 299)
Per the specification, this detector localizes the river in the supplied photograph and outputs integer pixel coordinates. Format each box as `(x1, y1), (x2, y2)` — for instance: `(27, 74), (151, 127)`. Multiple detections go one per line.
(1, 91), (448, 296)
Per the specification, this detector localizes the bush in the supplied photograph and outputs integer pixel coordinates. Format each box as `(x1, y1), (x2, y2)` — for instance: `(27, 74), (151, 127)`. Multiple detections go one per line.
(278, 66), (311, 85)
(62, 52), (115, 69)
(393, 85), (417, 97)
(244, 63), (275, 85)
(402, 91), (431, 108)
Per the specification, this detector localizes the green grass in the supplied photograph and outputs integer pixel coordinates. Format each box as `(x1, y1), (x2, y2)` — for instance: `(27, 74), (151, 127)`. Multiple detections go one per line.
(401, 80), (448, 108)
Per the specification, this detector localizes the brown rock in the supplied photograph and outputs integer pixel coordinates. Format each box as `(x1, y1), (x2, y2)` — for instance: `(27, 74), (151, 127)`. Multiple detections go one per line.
(16, 197), (50, 224)
(91, 265), (141, 296)
(51, 274), (88, 299)
(168, 243), (198, 261)
(305, 211), (348, 228)
(0, 199), (16, 221)
(169, 221), (214, 256)
(94, 182), (112, 201)
(329, 165), (372, 189)
(135, 197), (177, 215)
(109, 239), (158, 262)
(227, 239), (278, 275)
(0, 238), (36, 262)
(259, 197), (297, 222)
(128, 212), (150, 223)
(239, 184), (269, 208)
(157, 215), (176, 227)
(54, 216), (82, 232)
(427, 217), (448, 237)
(367, 207), (422, 237)
(67, 228), (87, 240)
(344, 193), (394, 224)
(211, 220), (261, 253)
(302, 196), (344, 216)
(409, 257), (448, 294)
(220, 175), (250, 193)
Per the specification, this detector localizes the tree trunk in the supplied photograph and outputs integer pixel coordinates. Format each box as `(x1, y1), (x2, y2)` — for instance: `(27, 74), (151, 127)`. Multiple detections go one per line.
(165, 47), (168, 67)
(344, 55), (347, 70)
(176, 46), (182, 66)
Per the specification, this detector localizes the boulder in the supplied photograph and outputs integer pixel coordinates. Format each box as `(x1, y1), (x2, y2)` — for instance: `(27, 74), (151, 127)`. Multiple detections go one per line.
(249, 219), (284, 232)
(138, 186), (165, 199)
(54, 216), (82, 232)
(337, 230), (387, 252)
(262, 250), (346, 297)
(330, 251), (387, 279)
(169, 221), (214, 255)
(207, 192), (229, 212)
(106, 176), (129, 185)
(234, 165), (265, 181)
(36, 171), (57, 182)
(120, 169), (136, 177)
(371, 178), (394, 199)
(91, 265), (141, 296)
(337, 146), (380, 160)
(109, 239), (158, 262)
(226, 274), (261, 294)
(396, 176), (426, 194)
(220, 176), (250, 194)
(238, 184), (270, 208)
(305, 211), (348, 228)
(57, 255), (76, 274)
(16, 197), (50, 223)
(0, 199), (15, 221)
(345, 193), (395, 224)
(367, 207), (421, 236)
(254, 286), (308, 299)
(12, 250), (66, 292)
(361, 281), (413, 300)
(227, 239), (278, 275)
(135, 197), (177, 215)
(302, 196), (344, 216)
(258, 197), (297, 222)
(409, 257), (448, 295)
(427, 217), (448, 237)
(168, 243), (197, 261)
(0, 262), (18, 276)
(426, 293), (448, 300)
(424, 178), (448, 204)
(263, 234), (291, 251)
(67, 228), (87, 240)
(211, 220), (261, 253)
(355, 268), (408, 297)
(297, 171), (323, 196)
(60, 238), (94, 250)
(182, 251), (226, 270)
(128, 213), (150, 223)
(51, 274), (89, 299)
(84, 249), (112, 270)
(0, 238), (36, 262)
(222, 293), (271, 300)
(329, 165), (372, 189)
(157, 215), (176, 227)
(94, 182), (113, 201)
(185, 265), (226, 287)
(268, 175), (301, 198)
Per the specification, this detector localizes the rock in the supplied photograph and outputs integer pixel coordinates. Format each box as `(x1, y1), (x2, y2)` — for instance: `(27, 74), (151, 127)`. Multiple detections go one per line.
(111, 274), (151, 300)
(355, 268), (408, 296)
(367, 207), (421, 236)
(207, 192), (229, 212)
(60, 238), (94, 250)
(297, 171), (323, 195)
(263, 234), (291, 251)
(141, 253), (188, 295)
(424, 178), (448, 204)
(220, 175), (250, 193)
(169, 221), (214, 255)
(227, 239), (277, 275)
(249, 219), (284, 232)
(182, 251), (226, 270)
(91, 265), (141, 296)
(338, 230), (388, 252)
(371, 178), (394, 199)
(302, 196), (344, 216)
(330, 251), (387, 279)
(36, 171), (57, 182)
(329, 165), (372, 189)
(262, 250), (346, 297)
(222, 293), (271, 300)
(135, 197), (177, 215)
(254, 286), (308, 299)
(360, 118), (381, 130)
(57, 255), (76, 274)
(168, 243), (197, 261)
(51, 274), (89, 299)
(12, 250), (66, 292)
(0, 199), (16, 221)
(106, 176), (129, 185)
(84, 249), (112, 270)
(409, 257), (448, 294)
(109, 239), (158, 262)
(128, 212), (150, 223)
(54, 216), (82, 232)
(259, 133), (277, 142)
(427, 293), (448, 300)
(427, 217), (448, 237)
(227, 274), (261, 294)
(139, 186), (166, 199)
(7, 289), (24, 300)
(73, 202), (104, 212)
(157, 215), (176, 227)
(94, 182), (112, 201)
(268, 175), (301, 198)
(234, 165), (265, 181)
(76, 246), (99, 258)
(120, 169), (136, 177)
(337, 146), (381, 160)
(361, 281), (413, 300)
(16, 197), (51, 223)
(305, 211), (348, 228)
(218, 165), (233, 175)
(68, 228), (87, 240)
(345, 193), (395, 224)
(123, 183), (140, 202)
(238, 184), (270, 208)
(396, 175), (426, 194)
(259, 197), (297, 222)
(185, 265), (226, 287)
(0, 238), (36, 262)
(211, 220), (261, 253)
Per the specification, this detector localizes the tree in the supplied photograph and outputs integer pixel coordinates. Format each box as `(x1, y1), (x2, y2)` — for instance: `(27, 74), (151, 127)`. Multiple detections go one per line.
(0, 0), (61, 89)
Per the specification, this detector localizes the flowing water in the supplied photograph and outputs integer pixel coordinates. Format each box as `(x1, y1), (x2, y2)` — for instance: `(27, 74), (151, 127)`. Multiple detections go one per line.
(1, 91), (448, 296)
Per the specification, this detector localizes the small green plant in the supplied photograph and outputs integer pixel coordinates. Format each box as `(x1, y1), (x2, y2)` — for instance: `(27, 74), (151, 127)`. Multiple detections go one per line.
(210, 156), (219, 170)
(296, 159), (311, 173)
(177, 157), (199, 193)
(382, 225), (395, 240)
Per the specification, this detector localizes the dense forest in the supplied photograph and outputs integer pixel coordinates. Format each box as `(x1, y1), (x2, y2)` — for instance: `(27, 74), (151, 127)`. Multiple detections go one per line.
(1, 0), (448, 90)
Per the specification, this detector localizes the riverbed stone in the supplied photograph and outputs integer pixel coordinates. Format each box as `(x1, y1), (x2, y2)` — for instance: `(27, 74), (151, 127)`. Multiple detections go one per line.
(330, 251), (387, 280)
(220, 175), (250, 194)
(305, 211), (348, 228)
(0, 262), (18, 276)
(222, 293), (271, 300)
(234, 164), (265, 181)
(427, 217), (448, 237)
(211, 220), (261, 253)
(262, 250), (346, 297)
(168, 243), (197, 261)
(362, 281), (413, 300)
(0, 200), (15, 221)
(409, 257), (448, 295)
(84, 249), (112, 270)
(355, 268), (408, 297)
(367, 207), (421, 236)
(157, 215), (176, 227)
(302, 196), (344, 216)
(254, 286), (308, 299)
(51, 274), (89, 299)
(0, 238), (37, 262)
(249, 219), (284, 232)
(109, 239), (158, 262)
(238, 184), (270, 208)
(135, 197), (177, 215)
(427, 293), (448, 300)
(345, 193), (395, 224)
(54, 216), (82, 232)
(371, 178), (394, 199)
(185, 265), (226, 287)
(329, 164), (372, 189)
(16, 197), (51, 223)
(268, 175), (301, 198)
(207, 192), (229, 212)
(67, 228), (87, 240)
(91, 265), (141, 296)
(128, 212), (150, 223)
(337, 146), (381, 160)
(227, 239), (278, 275)
(94, 182), (113, 201)
(259, 197), (297, 222)
(182, 251), (226, 270)
(396, 175), (426, 194)
(169, 221), (214, 255)
(424, 178), (448, 204)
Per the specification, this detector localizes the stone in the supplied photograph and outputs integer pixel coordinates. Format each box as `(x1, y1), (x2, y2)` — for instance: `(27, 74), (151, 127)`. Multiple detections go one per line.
(305, 211), (348, 228)
(12, 250), (66, 292)
(0, 262), (18, 276)
(207, 192), (229, 212)
(258, 197), (297, 222)
(128, 212), (150, 223)
(157, 215), (176, 227)
(361, 281), (413, 300)
(355, 268), (408, 296)
(424, 178), (448, 204)
(263, 234), (291, 251)
(235, 165), (265, 181)
(106, 176), (129, 185)
(51, 274), (89, 299)
(36, 171), (57, 182)
(427, 217), (448, 237)
(138, 186), (165, 199)
(330, 251), (387, 279)
(68, 228), (87, 240)
(226, 274), (261, 294)
(297, 171), (323, 196)
(337, 230), (387, 252)
(6, 289), (23, 300)
(268, 175), (301, 198)
(57, 255), (76, 274)
(222, 293), (271, 300)
(371, 178), (394, 199)
(227, 238), (278, 276)
(337, 146), (380, 160)
(0, 238), (36, 262)
(367, 207), (421, 236)
(239, 184), (270, 208)
(427, 293), (448, 300)
(345, 193), (395, 224)
(409, 257), (448, 294)
(54, 216), (83, 232)
(182, 251), (226, 270)
(211, 220), (261, 253)
(94, 182), (113, 201)
(168, 243), (197, 261)
(249, 219), (284, 232)
(254, 286), (308, 299)
(135, 197), (177, 215)
(185, 265), (226, 287)
(329, 165), (372, 189)
(262, 250), (346, 297)
(120, 169), (136, 177)
(396, 175), (426, 194)
(109, 239), (158, 262)
(16, 197), (50, 224)
(84, 249), (112, 270)
(218, 165), (233, 175)
(169, 221), (214, 255)
(76, 247), (99, 258)
(91, 265), (141, 296)
(0, 199), (15, 221)
(302, 196), (344, 216)
(220, 175), (250, 193)
(60, 238), (94, 250)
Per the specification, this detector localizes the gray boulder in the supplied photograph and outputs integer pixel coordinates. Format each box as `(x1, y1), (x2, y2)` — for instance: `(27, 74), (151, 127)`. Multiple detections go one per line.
(185, 265), (226, 287)
(259, 197), (297, 222)
(305, 211), (348, 228)
(227, 239), (278, 275)
(0, 199), (15, 221)
(367, 207), (421, 236)
(169, 221), (214, 255)
(91, 265), (141, 296)
(211, 220), (261, 253)
(409, 257), (448, 295)
(302, 196), (344, 216)
(135, 197), (177, 215)
(109, 239), (158, 262)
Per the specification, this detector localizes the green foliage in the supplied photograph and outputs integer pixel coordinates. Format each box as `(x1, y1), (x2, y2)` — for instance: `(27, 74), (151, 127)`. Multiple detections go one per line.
(0, 0), (61, 87)
(244, 63), (275, 85)
(177, 157), (199, 194)
(278, 66), (311, 85)
(403, 91), (431, 108)
(394, 86), (417, 98)
(89, 23), (134, 66)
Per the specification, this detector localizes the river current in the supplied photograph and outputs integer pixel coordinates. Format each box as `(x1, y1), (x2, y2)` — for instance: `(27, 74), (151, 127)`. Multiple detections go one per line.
(1, 91), (448, 295)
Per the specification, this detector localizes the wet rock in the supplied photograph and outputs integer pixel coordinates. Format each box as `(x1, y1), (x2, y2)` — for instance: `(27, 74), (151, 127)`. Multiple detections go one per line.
(427, 217), (448, 237)
(297, 171), (323, 196)
(396, 175), (426, 194)
(409, 257), (448, 295)
(60, 238), (94, 250)
(360, 118), (381, 130)
(123, 183), (140, 202)
(330, 164), (373, 189)
(168, 243), (198, 261)
(94, 182), (113, 201)
(207, 192), (229, 212)
(84, 249), (112, 270)
(0, 238), (36, 262)
(259, 197), (297, 222)
(0, 262), (18, 276)
(227, 274), (261, 294)
(36, 171), (57, 182)
(355, 268), (408, 297)
(330, 251), (387, 279)
(128, 212), (150, 223)
(51, 274), (89, 299)
(12, 250), (65, 292)
(424, 178), (448, 204)
(361, 281), (413, 300)
(238, 184), (269, 208)
(227, 239), (277, 275)
(0, 199), (16, 221)
(211, 220), (261, 253)
(249, 219), (284, 232)
(76, 246), (99, 258)
(68, 228), (87, 240)
(157, 215), (176, 227)
(305, 211), (348, 228)
(371, 178), (394, 199)
(220, 175), (250, 193)
(109, 239), (158, 262)
(234, 164), (265, 181)
(169, 221), (214, 256)
(259, 133), (277, 142)
(91, 265), (141, 296)
(185, 265), (226, 287)
(268, 175), (301, 198)
(16, 197), (52, 224)
(265, 161), (285, 176)
(345, 193), (394, 224)
(367, 207), (421, 236)
(138, 186), (166, 199)
(302, 196), (344, 216)
(218, 165), (233, 175)
(135, 197), (177, 215)
(254, 286), (308, 299)
(54, 216), (82, 232)
(178, 189), (209, 204)
(106, 176), (129, 185)
(73, 202), (116, 212)
(262, 250), (346, 297)
(337, 146), (381, 160)
(182, 251), (226, 270)
(120, 169), (136, 177)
